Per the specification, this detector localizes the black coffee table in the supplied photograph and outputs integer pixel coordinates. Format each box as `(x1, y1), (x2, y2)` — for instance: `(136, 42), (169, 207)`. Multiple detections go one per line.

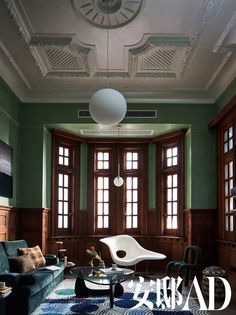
(71, 266), (134, 308)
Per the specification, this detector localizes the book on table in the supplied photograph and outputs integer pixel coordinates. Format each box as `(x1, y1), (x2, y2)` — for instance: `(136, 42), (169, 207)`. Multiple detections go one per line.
(0, 287), (12, 296)
(44, 265), (60, 271)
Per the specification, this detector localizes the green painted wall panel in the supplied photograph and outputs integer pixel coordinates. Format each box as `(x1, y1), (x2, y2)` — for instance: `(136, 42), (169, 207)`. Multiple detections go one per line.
(0, 79), (20, 206)
(215, 78), (236, 112)
(191, 128), (217, 209)
(18, 126), (44, 208)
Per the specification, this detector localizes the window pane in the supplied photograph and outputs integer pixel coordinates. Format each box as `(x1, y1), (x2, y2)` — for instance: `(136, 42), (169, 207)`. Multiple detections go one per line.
(58, 202), (63, 213)
(64, 175), (68, 187)
(167, 202), (172, 214)
(133, 190), (138, 202)
(229, 162), (233, 178)
(126, 177), (132, 189)
(58, 216), (63, 228)
(104, 177), (109, 189)
(173, 157), (178, 166)
(64, 188), (68, 201)
(230, 216), (234, 231)
(167, 216), (172, 229)
(173, 202), (177, 214)
(59, 147), (64, 155)
(104, 190), (109, 202)
(104, 216), (109, 228)
(127, 190), (132, 202)
(59, 156), (63, 165)
(127, 153), (132, 160)
(167, 189), (172, 201)
(64, 216), (68, 228)
(97, 216), (103, 228)
(126, 203), (132, 215)
(97, 190), (103, 202)
(126, 216), (132, 228)
(104, 161), (109, 169)
(64, 202), (68, 214)
(98, 177), (103, 189)
(173, 174), (178, 187)
(167, 175), (172, 188)
(126, 161), (132, 169)
(173, 147), (178, 156)
(225, 165), (228, 179)
(173, 188), (178, 201)
(64, 148), (69, 157)
(97, 152), (103, 160)
(104, 152), (109, 160)
(133, 161), (138, 169)
(104, 203), (109, 215)
(173, 216), (178, 229)
(133, 178), (138, 189)
(58, 188), (63, 200)
(64, 157), (69, 166)
(133, 216), (138, 228)
(133, 203), (138, 215)
(97, 161), (103, 169)
(167, 149), (172, 158)
(97, 203), (103, 215)
(59, 174), (63, 186)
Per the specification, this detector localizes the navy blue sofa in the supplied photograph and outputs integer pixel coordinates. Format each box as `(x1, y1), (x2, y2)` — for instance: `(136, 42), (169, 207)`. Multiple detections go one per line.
(0, 240), (64, 315)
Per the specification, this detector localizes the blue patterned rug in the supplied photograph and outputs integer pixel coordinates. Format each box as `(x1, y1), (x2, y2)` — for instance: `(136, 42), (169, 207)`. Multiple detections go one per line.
(32, 278), (209, 315)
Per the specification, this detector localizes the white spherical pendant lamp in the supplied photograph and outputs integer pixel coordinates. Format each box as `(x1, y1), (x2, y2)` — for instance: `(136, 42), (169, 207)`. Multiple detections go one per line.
(89, 88), (127, 125)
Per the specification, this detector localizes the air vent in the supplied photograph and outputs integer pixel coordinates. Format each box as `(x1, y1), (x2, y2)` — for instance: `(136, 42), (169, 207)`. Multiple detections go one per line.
(80, 129), (153, 136)
(44, 48), (82, 70)
(143, 48), (176, 70)
(78, 110), (157, 119)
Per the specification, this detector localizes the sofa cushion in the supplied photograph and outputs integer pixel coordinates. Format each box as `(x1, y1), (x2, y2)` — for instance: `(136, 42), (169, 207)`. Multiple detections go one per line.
(2, 240), (28, 257)
(19, 274), (37, 285)
(18, 245), (46, 268)
(9, 254), (35, 273)
(0, 243), (10, 273)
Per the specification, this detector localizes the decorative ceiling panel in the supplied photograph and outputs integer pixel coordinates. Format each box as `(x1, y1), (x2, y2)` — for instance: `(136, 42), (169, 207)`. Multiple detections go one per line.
(0, 0), (236, 103)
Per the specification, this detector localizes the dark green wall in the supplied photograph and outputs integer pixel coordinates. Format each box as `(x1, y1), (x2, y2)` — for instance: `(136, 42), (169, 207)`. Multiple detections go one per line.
(0, 78), (20, 206)
(18, 101), (217, 210)
(0, 77), (230, 212)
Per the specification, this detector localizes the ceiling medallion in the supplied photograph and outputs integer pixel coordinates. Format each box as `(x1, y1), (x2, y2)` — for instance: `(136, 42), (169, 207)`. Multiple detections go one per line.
(75, 0), (143, 29)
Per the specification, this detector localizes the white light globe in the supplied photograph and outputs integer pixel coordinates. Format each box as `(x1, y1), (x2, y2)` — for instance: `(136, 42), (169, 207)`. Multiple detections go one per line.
(113, 176), (124, 187)
(89, 88), (127, 125)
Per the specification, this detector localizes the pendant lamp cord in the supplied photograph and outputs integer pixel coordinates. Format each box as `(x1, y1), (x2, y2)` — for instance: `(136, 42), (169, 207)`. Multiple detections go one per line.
(117, 126), (120, 177)
(106, 2), (109, 89)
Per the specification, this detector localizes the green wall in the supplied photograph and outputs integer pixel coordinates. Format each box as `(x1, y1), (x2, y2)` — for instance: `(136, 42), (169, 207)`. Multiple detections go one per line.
(0, 77), (229, 212)
(18, 101), (217, 210)
(0, 78), (20, 206)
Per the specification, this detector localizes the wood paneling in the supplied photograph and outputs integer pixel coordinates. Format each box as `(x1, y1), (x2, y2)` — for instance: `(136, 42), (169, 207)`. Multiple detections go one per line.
(218, 241), (236, 291)
(185, 208), (217, 267)
(0, 205), (19, 240)
(19, 208), (51, 253)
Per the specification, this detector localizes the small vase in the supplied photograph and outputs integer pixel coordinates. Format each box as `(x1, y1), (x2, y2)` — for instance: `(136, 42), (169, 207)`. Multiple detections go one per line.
(98, 260), (105, 269)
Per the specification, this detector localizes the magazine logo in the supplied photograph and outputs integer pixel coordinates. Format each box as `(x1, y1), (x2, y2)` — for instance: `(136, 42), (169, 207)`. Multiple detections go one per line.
(128, 276), (231, 311)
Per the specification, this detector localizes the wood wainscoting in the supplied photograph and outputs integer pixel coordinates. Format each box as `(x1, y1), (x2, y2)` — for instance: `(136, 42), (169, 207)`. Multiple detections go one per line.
(19, 208), (51, 254)
(48, 235), (185, 273)
(0, 205), (19, 240)
(218, 240), (236, 291)
(185, 208), (217, 268)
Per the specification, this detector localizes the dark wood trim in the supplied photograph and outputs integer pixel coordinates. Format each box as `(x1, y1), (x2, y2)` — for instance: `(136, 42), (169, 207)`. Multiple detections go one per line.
(209, 95), (236, 128)
(53, 129), (151, 143)
(151, 129), (186, 143)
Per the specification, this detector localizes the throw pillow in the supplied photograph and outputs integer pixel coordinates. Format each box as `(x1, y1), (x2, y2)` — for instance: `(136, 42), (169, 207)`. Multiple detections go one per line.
(18, 245), (46, 268)
(9, 253), (35, 273)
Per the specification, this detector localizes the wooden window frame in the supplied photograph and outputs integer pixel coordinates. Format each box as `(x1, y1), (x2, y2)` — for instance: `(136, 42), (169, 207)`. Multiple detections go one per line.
(156, 131), (184, 237)
(88, 143), (147, 235)
(52, 134), (79, 236)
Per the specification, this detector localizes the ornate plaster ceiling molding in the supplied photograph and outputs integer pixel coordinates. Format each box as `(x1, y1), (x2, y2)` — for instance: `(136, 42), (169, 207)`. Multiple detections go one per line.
(2, 0), (94, 78)
(73, 0), (143, 29)
(30, 35), (94, 78)
(128, 34), (191, 78)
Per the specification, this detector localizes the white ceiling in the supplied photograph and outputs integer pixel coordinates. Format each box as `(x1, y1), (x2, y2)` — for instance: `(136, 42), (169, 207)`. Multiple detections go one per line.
(0, 0), (236, 104)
